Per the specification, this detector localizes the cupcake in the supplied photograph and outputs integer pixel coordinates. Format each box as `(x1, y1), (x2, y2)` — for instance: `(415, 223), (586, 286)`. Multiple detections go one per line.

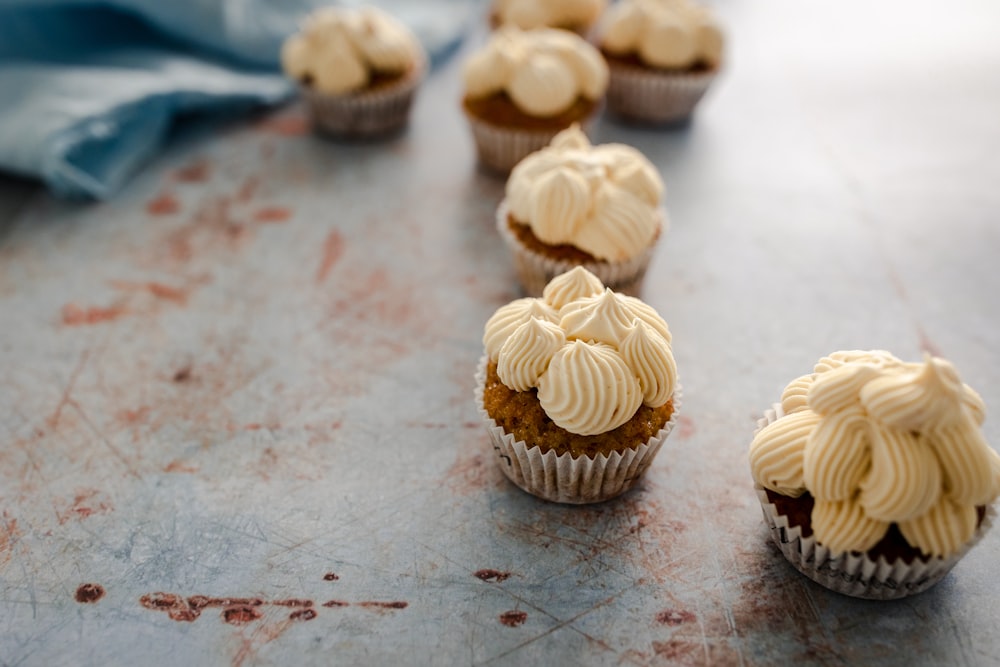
(497, 124), (666, 297)
(462, 27), (609, 172)
(490, 0), (608, 36)
(749, 350), (1000, 599)
(281, 7), (426, 137)
(596, 0), (723, 124)
(477, 267), (679, 504)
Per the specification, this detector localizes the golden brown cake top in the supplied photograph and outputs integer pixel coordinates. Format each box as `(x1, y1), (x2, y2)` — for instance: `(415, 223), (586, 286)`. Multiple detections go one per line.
(749, 350), (1000, 559)
(597, 0), (723, 70)
(483, 268), (676, 436)
(462, 27), (608, 117)
(282, 7), (424, 95)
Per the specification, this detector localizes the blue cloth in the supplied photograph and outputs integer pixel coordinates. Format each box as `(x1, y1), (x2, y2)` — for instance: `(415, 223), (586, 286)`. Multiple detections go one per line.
(0, 0), (478, 199)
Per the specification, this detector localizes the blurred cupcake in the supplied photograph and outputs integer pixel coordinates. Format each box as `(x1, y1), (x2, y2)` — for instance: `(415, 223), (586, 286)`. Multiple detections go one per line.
(462, 28), (608, 172)
(282, 7), (426, 137)
(490, 0), (608, 36)
(596, 0), (723, 124)
(477, 267), (679, 504)
(497, 124), (665, 296)
(749, 350), (1000, 599)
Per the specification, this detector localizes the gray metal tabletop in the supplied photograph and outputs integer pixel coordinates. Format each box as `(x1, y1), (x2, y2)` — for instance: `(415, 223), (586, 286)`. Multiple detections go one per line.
(2, 0), (999, 665)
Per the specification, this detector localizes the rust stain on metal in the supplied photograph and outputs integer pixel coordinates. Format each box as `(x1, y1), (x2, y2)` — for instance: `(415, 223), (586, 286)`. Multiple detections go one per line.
(236, 176), (260, 202)
(174, 159), (211, 183)
(270, 599), (313, 608)
(223, 605), (263, 625)
(323, 573), (339, 581)
(172, 365), (193, 383)
(656, 609), (697, 626)
(257, 113), (309, 136)
(499, 610), (527, 627)
(147, 191), (180, 216)
(289, 609), (317, 621)
(357, 601), (408, 610)
(676, 415), (696, 440)
(74, 583), (106, 603)
(0, 513), (20, 566)
(322, 600), (349, 608)
(473, 569), (511, 583)
(315, 230), (346, 283)
(56, 489), (112, 524)
(61, 303), (127, 326)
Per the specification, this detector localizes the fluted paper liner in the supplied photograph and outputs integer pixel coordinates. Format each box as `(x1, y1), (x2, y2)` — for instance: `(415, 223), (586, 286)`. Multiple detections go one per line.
(496, 199), (661, 297)
(606, 61), (716, 125)
(753, 404), (997, 600)
(466, 110), (600, 174)
(476, 355), (680, 504)
(302, 51), (426, 138)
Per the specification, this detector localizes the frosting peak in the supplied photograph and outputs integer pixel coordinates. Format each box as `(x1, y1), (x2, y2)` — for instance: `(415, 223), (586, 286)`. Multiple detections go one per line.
(494, 0), (608, 31)
(484, 269), (676, 435)
(598, 0), (723, 70)
(282, 7), (423, 95)
(463, 28), (608, 117)
(749, 352), (1000, 558)
(505, 126), (665, 262)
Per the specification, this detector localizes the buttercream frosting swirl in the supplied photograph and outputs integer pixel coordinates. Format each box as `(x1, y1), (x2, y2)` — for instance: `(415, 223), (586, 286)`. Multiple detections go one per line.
(506, 125), (665, 262)
(749, 351), (1000, 558)
(598, 0), (724, 69)
(483, 269), (676, 436)
(282, 7), (423, 95)
(463, 28), (608, 117)
(493, 0), (607, 31)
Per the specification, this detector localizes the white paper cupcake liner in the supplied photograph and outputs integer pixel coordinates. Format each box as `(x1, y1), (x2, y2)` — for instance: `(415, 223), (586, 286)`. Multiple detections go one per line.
(495, 199), (662, 297)
(606, 61), (717, 125)
(475, 355), (680, 504)
(754, 404), (997, 600)
(466, 110), (600, 174)
(302, 52), (426, 138)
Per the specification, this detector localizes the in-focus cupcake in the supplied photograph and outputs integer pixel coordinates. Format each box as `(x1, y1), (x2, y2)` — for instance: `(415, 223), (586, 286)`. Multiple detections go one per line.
(596, 0), (723, 124)
(490, 0), (608, 36)
(749, 350), (1000, 599)
(497, 124), (666, 297)
(477, 267), (679, 504)
(462, 28), (608, 172)
(282, 7), (426, 137)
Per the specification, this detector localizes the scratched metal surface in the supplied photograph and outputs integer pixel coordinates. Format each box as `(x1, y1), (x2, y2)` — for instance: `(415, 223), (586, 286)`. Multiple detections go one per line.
(2, 1), (1000, 665)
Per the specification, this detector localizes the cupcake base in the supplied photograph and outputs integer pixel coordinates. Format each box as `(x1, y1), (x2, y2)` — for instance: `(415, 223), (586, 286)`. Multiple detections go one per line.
(605, 60), (717, 125)
(475, 356), (679, 504)
(495, 200), (662, 297)
(302, 55), (426, 138)
(754, 405), (997, 600)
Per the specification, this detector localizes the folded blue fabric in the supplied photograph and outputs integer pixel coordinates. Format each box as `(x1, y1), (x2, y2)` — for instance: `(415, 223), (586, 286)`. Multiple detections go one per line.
(0, 0), (478, 199)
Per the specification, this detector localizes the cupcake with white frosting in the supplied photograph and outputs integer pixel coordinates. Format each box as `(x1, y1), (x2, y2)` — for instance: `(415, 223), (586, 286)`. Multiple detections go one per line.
(749, 350), (1000, 599)
(596, 0), (723, 124)
(282, 6), (426, 137)
(497, 124), (666, 296)
(462, 27), (608, 172)
(490, 0), (608, 36)
(477, 267), (679, 503)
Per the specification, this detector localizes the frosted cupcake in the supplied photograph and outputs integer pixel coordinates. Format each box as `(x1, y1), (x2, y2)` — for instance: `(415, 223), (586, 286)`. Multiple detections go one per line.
(596, 0), (723, 124)
(477, 267), (679, 504)
(497, 124), (665, 296)
(490, 0), (608, 36)
(281, 7), (426, 137)
(749, 350), (1000, 599)
(462, 28), (608, 172)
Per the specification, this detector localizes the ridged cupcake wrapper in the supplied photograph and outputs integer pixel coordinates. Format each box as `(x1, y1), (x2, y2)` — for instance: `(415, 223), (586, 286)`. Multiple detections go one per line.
(466, 113), (600, 174)
(475, 355), (680, 504)
(754, 404), (997, 600)
(495, 199), (661, 297)
(606, 62), (716, 125)
(302, 53), (426, 138)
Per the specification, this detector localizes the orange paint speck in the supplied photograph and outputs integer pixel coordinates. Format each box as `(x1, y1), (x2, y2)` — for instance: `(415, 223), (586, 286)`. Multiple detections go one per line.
(147, 193), (180, 216)
(253, 207), (292, 223)
(61, 303), (127, 326)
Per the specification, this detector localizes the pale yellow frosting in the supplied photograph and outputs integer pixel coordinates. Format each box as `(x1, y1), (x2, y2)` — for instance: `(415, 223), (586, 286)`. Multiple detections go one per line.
(282, 7), (423, 95)
(493, 0), (607, 30)
(463, 28), (608, 117)
(749, 351), (1000, 559)
(598, 0), (723, 69)
(483, 269), (676, 436)
(506, 125), (664, 262)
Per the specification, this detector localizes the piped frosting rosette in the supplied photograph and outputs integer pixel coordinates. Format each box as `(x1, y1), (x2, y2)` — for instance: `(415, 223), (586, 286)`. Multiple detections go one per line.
(476, 267), (679, 503)
(281, 7), (426, 136)
(497, 124), (665, 296)
(463, 28), (608, 171)
(749, 350), (1000, 598)
(491, 0), (608, 33)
